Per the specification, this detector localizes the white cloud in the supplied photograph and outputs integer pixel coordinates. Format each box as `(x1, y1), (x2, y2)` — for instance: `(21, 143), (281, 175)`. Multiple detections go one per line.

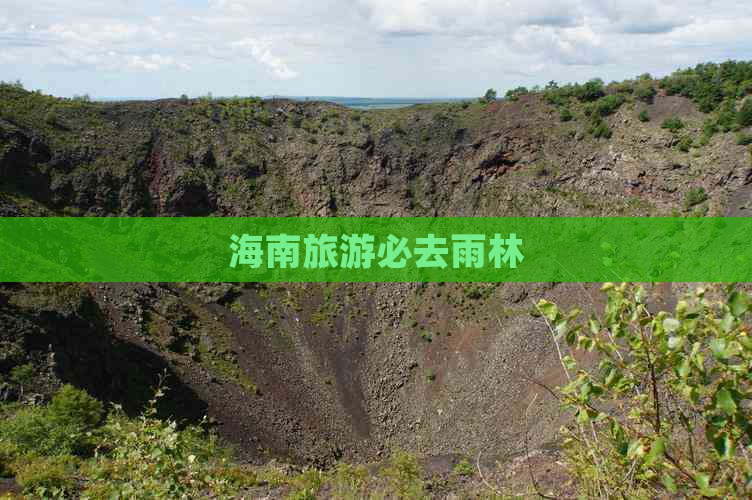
(230, 38), (299, 80)
(2, 0), (752, 97)
(124, 54), (191, 72)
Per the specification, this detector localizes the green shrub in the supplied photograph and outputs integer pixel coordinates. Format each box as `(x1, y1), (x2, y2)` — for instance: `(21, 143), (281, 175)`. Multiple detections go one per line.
(482, 88), (497, 103)
(659, 61), (752, 112)
(380, 451), (425, 499)
(452, 458), (474, 477)
(48, 385), (102, 429)
(288, 114), (302, 128)
(739, 98), (752, 128)
(661, 116), (684, 132)
(0, 405), (92, 456)
(588, 117), (612, 139)
(331, 463), (368, 499)
(14, 455), (78, 496)
(717, 99), (739, 132)
(86, 388), (233, 498)
(684, 187), (707, 208)
(0, 386), (102, 457)
(736, 133), (752, 145)
(10, 363), (34, 395)
(574, 79), (606, 102)
(256, 110), (272, 126)
(540, 284), (752, 498)
(701, 119), (719, 144)
(634, 80), (656, 103)
(559, 107), (574, 122)
(595, 94), (625, 116)
(677, 136), (693, 152)
(288, 468), (325, 499)
(505, 87), (528, 101)
(638, 110), (650, 122)
(0, 441), (19, 477)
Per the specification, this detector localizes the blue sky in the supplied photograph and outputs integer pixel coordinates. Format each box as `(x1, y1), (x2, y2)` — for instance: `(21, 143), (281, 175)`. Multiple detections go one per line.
(1, 0), (751, 98)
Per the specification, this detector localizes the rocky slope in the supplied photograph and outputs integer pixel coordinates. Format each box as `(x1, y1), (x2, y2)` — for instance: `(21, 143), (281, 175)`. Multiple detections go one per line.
(1, 76), (752, 475)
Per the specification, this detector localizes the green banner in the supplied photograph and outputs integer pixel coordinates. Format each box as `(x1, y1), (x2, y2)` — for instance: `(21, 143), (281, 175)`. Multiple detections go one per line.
(0, 217), (749, 282)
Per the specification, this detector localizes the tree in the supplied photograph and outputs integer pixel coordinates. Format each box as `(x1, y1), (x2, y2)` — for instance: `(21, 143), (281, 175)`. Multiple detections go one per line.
(505, 87), (529, 101)
(539, 284), (752, 498)
(634, 80), (657, 103)
(738, 98), (752, 128)
(574, 78), (605, 102)
(483, 88), (497, 103)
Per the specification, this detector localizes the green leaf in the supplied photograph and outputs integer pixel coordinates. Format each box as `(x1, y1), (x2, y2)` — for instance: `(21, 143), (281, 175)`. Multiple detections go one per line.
(588, 317), (600, 335)
(562, 355), (577, 371)
(694, 472), (710, 490)
(720, 313), (735, 333)
(676, 300), (688, 317)
(710, 338), (730, 361)
(537, 299), (559, 322)
(676, 357), (690, 379)
(715, 387), (737, 416)
(645, 437), (666, 466)
(627, 439), (644, 459)
(662, 473), (677, 493)
(712, 432), (736, 460)
(729, 290), (749, 318)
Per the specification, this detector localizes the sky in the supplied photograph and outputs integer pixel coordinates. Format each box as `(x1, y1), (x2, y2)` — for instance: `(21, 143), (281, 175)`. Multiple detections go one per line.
(1, 0), (751, 99)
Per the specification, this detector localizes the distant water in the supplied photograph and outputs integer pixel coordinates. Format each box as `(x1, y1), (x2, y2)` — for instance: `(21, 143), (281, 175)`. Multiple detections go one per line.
(285, 96), (470, 110)
(96, 96), (471, 110)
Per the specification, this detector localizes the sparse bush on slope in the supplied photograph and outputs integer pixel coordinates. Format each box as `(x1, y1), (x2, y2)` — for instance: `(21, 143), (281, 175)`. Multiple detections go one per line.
(0, 383), (256, 498)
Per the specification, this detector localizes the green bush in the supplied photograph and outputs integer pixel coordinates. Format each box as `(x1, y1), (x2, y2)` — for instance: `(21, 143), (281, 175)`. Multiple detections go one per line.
(574, 79), (606, 102)
(0, 441), (19, 477)
(717, 99), (739, 132)
(0, 385), (102, 457)
(684, 187), (708, 208)
(638, 110), (650, 122)
(701, 119), (719, 144)
(559, 107), (574, 122)
(380, 451), (425, 499)
(739, 98), (752, 128)
(661, 117), (685, 132)
(677, 136), (693, 152)
(659, 61), (752, 112)
(10, 363), (34, 395)
(256, 110), (272, 126)
(48, 384), (103, 429)
(14, 455), (78, 497)
(482, 88), (497, 103)
(634, 80), (657, 103)
(588, 117), (612, 139)
(85, 388), (235, 498)
(736, 133), (752, 146)
(595, 94), (625, 117)
(505, 87), (528, 101)
(288, 114), (303, 128)
(540, 284), (752, 497)
(330, 463), (368, 498)
(0, 405), (91, 456)
(452, 458), (474, 477)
